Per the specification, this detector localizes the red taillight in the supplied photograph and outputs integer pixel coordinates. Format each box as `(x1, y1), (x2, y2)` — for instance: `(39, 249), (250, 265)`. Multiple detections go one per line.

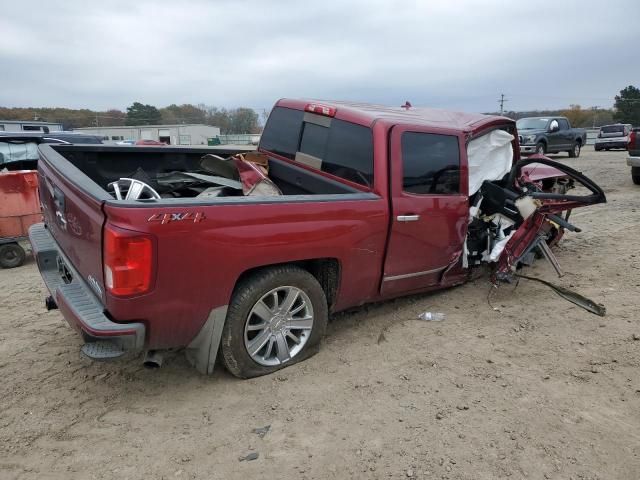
(304, 103), (336, 117)
(629, 130), (636, 150)
(103, 225), (153, 296)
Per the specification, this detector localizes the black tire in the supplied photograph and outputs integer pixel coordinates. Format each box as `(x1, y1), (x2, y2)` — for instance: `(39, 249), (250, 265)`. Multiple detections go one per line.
(632, 167), (640, 185)
(568, 142), (581, 158)
(220, 265), (328, 378)
(535, 142), (546, 155)
(594, 146), (601, 151)
(0, 243), (26, 269)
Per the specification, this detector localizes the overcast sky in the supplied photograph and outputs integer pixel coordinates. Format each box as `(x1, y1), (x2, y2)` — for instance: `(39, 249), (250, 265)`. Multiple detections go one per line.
(0, 0), (636, 113)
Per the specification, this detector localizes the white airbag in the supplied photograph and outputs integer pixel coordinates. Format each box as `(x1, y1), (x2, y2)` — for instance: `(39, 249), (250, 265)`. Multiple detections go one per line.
(467, 129), (514, 195)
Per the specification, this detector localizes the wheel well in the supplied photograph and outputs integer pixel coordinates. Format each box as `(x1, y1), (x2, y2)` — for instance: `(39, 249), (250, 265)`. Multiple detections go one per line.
(233, 259), (341, 309)
(575, 137), (582, 145)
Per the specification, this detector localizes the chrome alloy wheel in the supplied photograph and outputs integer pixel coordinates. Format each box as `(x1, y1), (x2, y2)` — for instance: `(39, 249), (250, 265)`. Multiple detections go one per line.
(244, 286), (314, 366)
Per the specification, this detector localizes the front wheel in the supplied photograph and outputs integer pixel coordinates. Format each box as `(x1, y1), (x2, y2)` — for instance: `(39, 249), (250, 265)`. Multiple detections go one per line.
(568, 142), (581, 158)
(535, 142), (546, 155)
(220, 265), (328, 378)
(0, 243), (26, 268)
(632, 167), (640, 185)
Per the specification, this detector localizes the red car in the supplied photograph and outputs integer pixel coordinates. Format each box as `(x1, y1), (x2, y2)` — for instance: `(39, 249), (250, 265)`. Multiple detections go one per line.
(134, 139), (167, 146)
(29, 99), (605, 378)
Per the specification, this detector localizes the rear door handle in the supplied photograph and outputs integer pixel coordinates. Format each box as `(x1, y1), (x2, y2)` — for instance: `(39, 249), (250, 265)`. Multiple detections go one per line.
(396, 214), (420, 222)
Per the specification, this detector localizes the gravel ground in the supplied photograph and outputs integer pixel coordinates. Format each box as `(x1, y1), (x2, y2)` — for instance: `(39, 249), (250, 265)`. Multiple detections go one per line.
(1, 149), (639, 480)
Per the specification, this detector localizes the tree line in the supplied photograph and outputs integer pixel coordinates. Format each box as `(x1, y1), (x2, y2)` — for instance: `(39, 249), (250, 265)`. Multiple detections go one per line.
(2, 86), (639, 133)
(488, 86), (640, 128)
(0, 102), (262, 134)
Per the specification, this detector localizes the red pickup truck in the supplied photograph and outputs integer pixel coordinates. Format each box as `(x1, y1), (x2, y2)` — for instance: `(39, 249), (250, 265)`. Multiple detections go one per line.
(30, 99), (605, 378)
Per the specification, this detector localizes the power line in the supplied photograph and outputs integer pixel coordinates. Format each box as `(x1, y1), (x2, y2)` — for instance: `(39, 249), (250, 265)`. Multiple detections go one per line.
(498, 93), (508, 115)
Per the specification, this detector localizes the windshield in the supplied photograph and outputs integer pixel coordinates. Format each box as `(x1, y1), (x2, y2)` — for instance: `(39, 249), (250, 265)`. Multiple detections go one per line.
(0, 141), (39, 165)
(516, 118), (550, 130)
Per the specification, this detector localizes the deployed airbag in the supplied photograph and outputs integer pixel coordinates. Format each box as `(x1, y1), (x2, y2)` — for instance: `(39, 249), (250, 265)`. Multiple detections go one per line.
(467, 129), (514, 195)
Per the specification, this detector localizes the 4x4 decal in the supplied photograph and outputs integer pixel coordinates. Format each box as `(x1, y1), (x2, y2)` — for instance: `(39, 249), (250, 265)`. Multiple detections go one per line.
(147, 212), (206, 224)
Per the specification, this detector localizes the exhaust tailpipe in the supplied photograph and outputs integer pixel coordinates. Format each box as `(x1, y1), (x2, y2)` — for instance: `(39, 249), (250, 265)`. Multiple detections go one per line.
(143, 350), (163, 369)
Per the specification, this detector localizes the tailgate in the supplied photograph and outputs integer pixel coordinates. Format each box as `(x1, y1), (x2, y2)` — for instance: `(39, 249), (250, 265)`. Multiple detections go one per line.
(37, 144), (108, 301)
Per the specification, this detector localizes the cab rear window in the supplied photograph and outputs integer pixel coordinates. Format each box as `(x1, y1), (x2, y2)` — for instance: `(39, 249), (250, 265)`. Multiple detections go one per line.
(600, 125), (625, 134)
(260, 106), (374, 187)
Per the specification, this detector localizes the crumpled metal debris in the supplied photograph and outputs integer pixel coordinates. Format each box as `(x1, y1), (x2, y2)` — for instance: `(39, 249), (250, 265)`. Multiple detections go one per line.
(515, 274), (606, 316)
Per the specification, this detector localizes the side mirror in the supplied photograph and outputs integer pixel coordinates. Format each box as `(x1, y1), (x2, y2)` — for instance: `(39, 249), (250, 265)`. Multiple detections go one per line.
(549, 120), (559, 133)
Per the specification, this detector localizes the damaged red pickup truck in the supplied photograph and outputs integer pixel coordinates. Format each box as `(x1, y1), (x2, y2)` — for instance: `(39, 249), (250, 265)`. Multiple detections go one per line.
(30, 99), (605, 378)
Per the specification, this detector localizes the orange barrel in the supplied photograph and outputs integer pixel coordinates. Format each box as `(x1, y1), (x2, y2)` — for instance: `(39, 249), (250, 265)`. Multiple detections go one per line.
(0, 170), (41, 239)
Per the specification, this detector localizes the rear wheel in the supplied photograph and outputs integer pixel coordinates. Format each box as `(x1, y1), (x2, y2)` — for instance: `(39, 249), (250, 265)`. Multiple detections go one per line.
(535, 142), (546, 155)
(220, 265), (328, 378)
(0, 243), (26, 268)
(632, 167), (640, 185)
(568, 142), (581, 158)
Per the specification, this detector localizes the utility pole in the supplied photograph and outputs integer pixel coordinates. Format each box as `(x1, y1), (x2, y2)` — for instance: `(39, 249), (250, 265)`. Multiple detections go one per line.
(591, 106), (600, 128)
(95, 112), (100, 127)
(498, 93), (508, 115)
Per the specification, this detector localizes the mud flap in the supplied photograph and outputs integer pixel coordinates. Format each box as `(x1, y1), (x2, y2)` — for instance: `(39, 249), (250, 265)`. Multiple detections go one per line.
(185, 305), (228, 375)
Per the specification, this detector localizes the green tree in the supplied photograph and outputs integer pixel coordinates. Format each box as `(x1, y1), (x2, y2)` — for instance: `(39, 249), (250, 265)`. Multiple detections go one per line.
(229, 108), (259, 134)
(204, 106), (232, 133)
(613, 85), (640, 125)
(159, 104), (207, 124)
(126, 102), (161, 125)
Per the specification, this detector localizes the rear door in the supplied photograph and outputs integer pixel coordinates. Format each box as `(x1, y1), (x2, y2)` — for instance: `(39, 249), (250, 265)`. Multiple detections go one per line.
(381, 126), (467, 296)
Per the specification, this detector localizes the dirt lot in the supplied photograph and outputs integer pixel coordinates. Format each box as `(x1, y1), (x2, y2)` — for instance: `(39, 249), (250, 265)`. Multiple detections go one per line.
(1, 149), (639, 480)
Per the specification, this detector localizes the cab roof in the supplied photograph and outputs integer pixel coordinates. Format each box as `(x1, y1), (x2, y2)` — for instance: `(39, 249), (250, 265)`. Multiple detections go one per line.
(276, 98), (513, 133)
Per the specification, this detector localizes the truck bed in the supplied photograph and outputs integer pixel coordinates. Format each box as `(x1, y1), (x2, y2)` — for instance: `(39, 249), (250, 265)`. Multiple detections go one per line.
(35, 143), (387, 351)
(48, 144), (361, 198)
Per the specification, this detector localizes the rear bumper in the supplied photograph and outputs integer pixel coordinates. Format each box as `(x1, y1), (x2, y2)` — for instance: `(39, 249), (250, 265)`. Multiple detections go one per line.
(628, 156), (640, 167)
(28, 223), (145, 351)
(595, 140), (627, 149)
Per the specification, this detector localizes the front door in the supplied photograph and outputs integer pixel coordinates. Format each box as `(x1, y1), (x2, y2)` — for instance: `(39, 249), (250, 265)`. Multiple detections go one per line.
(381, 126), (468, 297)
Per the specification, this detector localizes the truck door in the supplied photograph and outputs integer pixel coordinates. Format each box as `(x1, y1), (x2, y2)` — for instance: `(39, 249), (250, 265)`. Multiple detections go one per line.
(557, 118), (572, 149)
(381, 126), (468, 297)
(547, 118), (562, 151)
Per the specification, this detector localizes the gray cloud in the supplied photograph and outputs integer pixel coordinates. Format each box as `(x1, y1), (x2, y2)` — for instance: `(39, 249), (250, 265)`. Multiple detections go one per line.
(0, 0), (636, 112)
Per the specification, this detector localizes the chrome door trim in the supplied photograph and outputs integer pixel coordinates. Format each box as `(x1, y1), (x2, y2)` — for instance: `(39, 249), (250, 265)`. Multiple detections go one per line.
(382, 266), (447, 282)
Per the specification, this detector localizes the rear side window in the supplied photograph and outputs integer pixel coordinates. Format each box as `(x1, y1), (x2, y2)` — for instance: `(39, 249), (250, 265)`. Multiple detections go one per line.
(259, 107), (304, 159)
(558, 118), (569, 130)
(260, 106), (374, 187)
(401, 132), (460, 194)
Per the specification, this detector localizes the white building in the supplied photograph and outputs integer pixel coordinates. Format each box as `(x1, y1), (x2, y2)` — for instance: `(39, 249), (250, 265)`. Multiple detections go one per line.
(0, 120), (63, 132)
(73, 124), (220, 145)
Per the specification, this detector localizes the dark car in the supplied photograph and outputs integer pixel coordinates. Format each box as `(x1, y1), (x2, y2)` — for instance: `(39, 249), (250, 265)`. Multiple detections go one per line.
(594, 124), (632, 151)
(516, 116), (587, 157)
(0, 132), (103, 170)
